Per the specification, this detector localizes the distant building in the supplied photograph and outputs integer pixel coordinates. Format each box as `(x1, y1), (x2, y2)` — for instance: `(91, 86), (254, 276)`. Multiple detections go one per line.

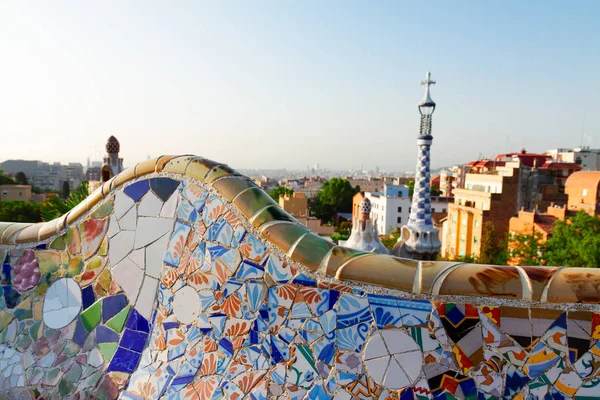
(439, 166), (466, 197)
(254, 176), (279, 193)
(0, 185), (32, 202)
(278, 192), (334, 236)
(64, 163), (84, 189)
(565, 171), (600, 216)
(507, 206), (567, 266)
(339, 198), (388, 254)
(101, 136), (124, 181)
(547, 147), (600, 171)
(442, 150), (581, 259)
(86, 167), (101, 182)
(355, 184), (451, 236)
(347, 178), (385, 193)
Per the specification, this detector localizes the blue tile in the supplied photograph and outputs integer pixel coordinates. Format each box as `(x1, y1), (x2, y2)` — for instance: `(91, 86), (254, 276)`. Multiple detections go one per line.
(73, 317), (88, 347)
(149, 178), (179, 202)
(125, 308), (150, 333)
(119, 329), (148, 353)
(2, 285), (20, 309)
(81, 285), (96, 310)
(102, 294), (128, 323)
(107, 347), (142, 373)
(96, 325), (120, 343)
(123, 180), (150, 202)
(2, 264), (11, 285)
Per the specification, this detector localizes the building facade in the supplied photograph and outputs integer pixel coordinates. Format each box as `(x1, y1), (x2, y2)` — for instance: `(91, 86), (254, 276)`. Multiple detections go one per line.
(564, 171), (600, 216)
(547, 147), (600, 171)
(0, 185), (32, 202)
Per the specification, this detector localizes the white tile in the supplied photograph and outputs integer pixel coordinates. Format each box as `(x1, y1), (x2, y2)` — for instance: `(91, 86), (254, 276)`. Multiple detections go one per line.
(173, 286), (201, 324)
(138, 192), (163, 217)
(119, 206), (137, 231)
(43, 278), (82, 330)
(108, 214), (120, 238)
(145, 234), (170, 278)
(382, 329), (420, 354)
(365, 332), (387, 360)
(112, 258), (144, 303)
(136, 276), (159, 320)
(108, 231), (135, 265)
(395, 352), (423, 383)
(88, 348), (103, 367)
(134, 218), (174, 249)
(160, 191), (178, 218)
(114, 191), (135, 219)
(383, 357), (410, 389)
(365, 357), (389, 383)
(129, 248), (145, 270)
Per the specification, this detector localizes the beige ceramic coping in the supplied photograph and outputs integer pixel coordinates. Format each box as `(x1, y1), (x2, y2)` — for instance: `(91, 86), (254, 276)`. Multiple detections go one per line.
(1, 155), (598, 304)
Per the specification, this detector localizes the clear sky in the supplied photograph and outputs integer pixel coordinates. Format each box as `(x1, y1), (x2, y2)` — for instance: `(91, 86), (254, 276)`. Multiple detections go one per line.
(0, 1), (598, 172)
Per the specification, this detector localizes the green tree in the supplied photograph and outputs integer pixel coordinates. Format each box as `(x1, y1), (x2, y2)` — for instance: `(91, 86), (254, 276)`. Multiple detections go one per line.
(545, 211), (600, 267)
(431, 186), (442, 196)
(14, 172), (28, 185)
(311, 178), (359, 223)
(0, 174), (16, 186)
(0, 201), (42, 223)
(479, 221), (507, 265)
(268, 186), (294, 202)
(508, 231), (545, 266)
(41, 181), (90, 222)
(407, 179), (415, 196)
(62, 181), (71, 199)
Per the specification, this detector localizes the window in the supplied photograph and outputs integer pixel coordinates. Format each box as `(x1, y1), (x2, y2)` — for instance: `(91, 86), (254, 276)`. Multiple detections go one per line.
(397, 206), (402, 213)
(451, 214), (457, 223)
(2, 190), (6, 196)
(442, 208), (447, 213)
(474, 219), (480, 228)
(432, 208), (436, 213)
(409, 207), (411, 213)
(382, 206), (384, 211)
(583, 188), (588, 196)
(397, 217), (402, 223)
(474, 237), (479, 244)
(380, 216), (383, 222)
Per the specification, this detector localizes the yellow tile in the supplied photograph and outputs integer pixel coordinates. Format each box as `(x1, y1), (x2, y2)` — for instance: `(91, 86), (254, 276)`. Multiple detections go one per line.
(134, 158), (157, 178)
(161, 155), (194, 175)
(15, 224), (41, 244)
(337, 255), (418, 293)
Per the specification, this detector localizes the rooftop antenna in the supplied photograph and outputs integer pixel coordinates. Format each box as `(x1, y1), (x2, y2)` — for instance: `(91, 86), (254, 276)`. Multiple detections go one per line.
(580, 112), (587, 147)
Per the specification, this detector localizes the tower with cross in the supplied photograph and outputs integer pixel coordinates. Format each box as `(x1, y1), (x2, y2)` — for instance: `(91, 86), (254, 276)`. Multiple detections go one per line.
(393, 72), (442, 260)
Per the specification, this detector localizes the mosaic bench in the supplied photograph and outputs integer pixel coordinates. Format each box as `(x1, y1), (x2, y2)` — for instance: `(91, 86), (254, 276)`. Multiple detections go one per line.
(1, 155), (600, 399)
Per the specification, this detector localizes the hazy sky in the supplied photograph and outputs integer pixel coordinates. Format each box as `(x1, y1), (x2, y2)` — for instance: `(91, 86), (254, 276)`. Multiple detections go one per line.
(0, 1), (598, 172)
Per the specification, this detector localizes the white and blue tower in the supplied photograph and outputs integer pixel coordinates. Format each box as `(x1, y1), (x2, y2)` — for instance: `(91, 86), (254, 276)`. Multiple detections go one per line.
(393, 72), (441, 260)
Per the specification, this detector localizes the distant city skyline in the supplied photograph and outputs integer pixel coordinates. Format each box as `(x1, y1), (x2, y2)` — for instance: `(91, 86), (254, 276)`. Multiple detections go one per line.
(0, 1), (598, 171)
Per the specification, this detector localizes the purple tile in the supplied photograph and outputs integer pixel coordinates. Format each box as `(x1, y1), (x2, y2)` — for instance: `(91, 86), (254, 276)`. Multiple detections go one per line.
(150, 178), (180, 202)
(125, 308), (150, 333)
(107, 347), (142, 373)
(124, 180), (150, 202)
(102, 294), (128, 323)
(97, 326), (120, 343)
(73, 318), (88, 348)
(120, 329), (148, 353)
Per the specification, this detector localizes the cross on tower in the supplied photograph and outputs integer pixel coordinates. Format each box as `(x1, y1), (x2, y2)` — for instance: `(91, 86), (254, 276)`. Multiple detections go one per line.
(421, 71), (436, 87)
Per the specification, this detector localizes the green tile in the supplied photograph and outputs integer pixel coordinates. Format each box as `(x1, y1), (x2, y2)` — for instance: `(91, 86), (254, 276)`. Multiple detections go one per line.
(49, 235), (65, 250)
(105, 305), (130, 333)
(98, 342), (118, 361)
(81, 300), (102, 332)
(289, 232), (335, 271)
(233, 187), (278, 219)
(91, 202), (114, 219)
(249, 205), (296, 229)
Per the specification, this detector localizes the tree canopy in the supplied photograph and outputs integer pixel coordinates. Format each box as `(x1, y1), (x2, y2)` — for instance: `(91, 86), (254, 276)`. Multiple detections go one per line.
(508, 231), (545, 266)
(14, 172), (28, 185)
(544, 211), (600, 267)
(0, 201), (42, 223)
(311, 178), (359, 223)
(40, 181), (90, 222)
(268, 186), (293, 202)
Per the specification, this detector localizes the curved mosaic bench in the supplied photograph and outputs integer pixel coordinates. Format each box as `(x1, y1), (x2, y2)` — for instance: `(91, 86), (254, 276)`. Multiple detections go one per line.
(0, 155), (599, 399)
